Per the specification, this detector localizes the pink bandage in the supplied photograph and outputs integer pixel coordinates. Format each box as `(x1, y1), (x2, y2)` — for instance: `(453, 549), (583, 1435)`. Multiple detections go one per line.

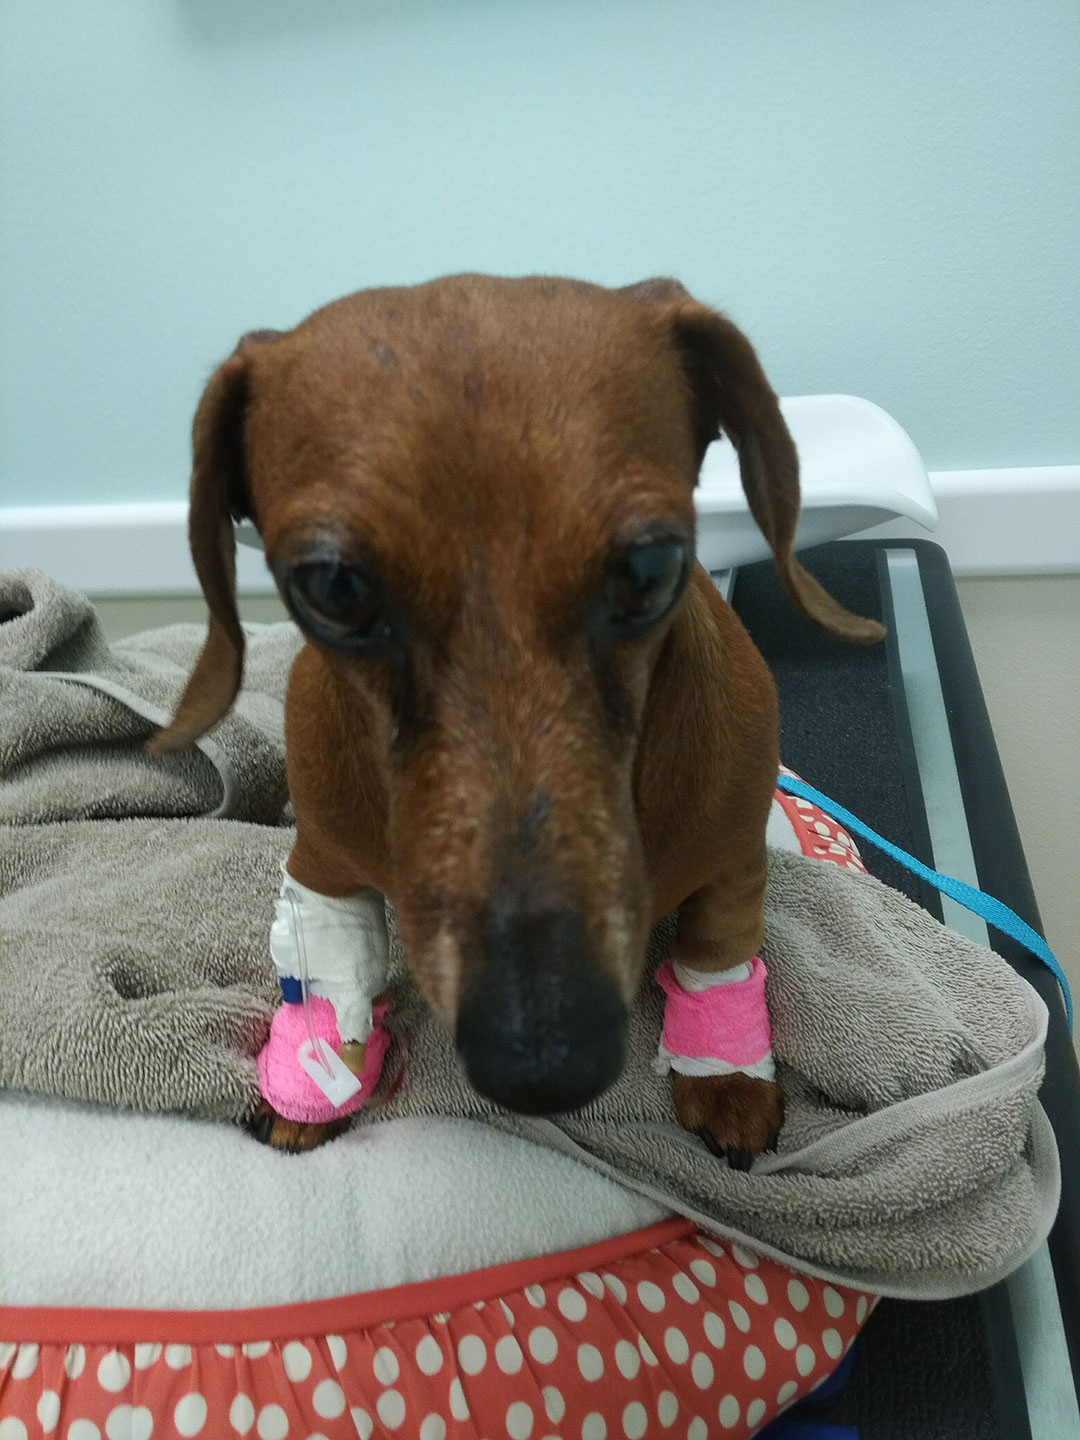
(257, 995), (390, 1125)
(655, 956), (773, 1069)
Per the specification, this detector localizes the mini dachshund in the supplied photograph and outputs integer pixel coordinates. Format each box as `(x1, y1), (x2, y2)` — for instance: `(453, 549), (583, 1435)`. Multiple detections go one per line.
(151, 274), (881, 1160)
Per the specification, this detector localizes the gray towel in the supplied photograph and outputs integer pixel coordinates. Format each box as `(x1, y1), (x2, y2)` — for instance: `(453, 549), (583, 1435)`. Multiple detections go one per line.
(0, 571), (1058, 1300)
(0, 567), (299, 824)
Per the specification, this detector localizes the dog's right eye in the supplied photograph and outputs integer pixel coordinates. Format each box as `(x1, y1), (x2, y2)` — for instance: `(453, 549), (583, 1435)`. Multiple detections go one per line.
(284, 562), (392, 646)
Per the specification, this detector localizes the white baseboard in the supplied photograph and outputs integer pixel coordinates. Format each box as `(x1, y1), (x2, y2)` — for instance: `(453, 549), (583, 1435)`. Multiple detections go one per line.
(1, 467), (1077, 596)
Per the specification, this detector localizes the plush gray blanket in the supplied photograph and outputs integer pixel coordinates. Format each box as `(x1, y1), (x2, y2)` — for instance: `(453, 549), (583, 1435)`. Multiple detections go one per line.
(0, 568), (1058, 1301)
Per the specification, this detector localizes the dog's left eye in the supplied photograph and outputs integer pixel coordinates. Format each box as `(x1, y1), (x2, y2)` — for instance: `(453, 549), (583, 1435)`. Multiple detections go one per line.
(604, 538), (690, 635)
(284, 562), (392, 646)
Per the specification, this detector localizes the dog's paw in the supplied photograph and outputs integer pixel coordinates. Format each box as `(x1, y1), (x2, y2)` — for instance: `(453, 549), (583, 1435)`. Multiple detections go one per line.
(671, 1072), (784, 1170)
(243, 1099), (352, 1154)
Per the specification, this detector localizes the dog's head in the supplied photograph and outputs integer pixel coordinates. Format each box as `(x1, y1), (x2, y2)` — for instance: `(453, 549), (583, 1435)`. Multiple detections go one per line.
(151, 275), (880, 1113)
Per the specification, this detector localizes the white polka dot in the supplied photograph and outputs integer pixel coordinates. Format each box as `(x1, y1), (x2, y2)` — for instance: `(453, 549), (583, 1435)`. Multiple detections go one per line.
(774, 1317), (797, 1349)
(542, 1386), (565, 1423)
(12, 1343), (38, 1379)
(166, 1344), (193, 1369)
(822, 1327), (844, 1359)
(777, 1380), (798, 1405)
(215, 1344), (235, 1358)
(691, 1351), (714, 1389)
(230, 1393), (256, 1434)
(636, 1280), (665, 1312)
(731, 1243), (760, 1269)
(703, 1311), (725, 1348)
(525, 1284), (547, 1307)
(602, 1273), (627, 1304)
(581, 1414), (606, 1440)
(327, 1335), (347, 1371)
(313, 1379), (346, 1419)
(744, 1272), (769, 1305)
(823, 1287), (845, 1318)
(242, 1342), (271, 1360)
(787, 1279), (810, 1312)
(687, 1419), (708, 1440)
(0, 1420), (27, 1440)
(746, 1399), (767, 1428)
(671, 1272), (700, 1305)
(96, 1351), (131, 1393)
(558, 1287), (588, 1322)
(577, 1342), (604, 1381)
(689, 1259), (716, 1287)
(664, 1327), (689, 1365)
(419, 1416), (446, 1440)
(622, 1401), (648, 1439)
(528, 1327), (558, 1364)
(506, 1401), (534, 1439)
(350, 1409), (373, 1440)
(577, 1271), (606, 1299)
(657, 1390), (679, 1427)
(64, 1345), (86, 1379)
(743, 1344), (766, 1380)
(134, 1343), (162, 1370)
(615, 1339), (640, 1379)
(256, 1405), (288, 1440)
(105, 1407), (152, 1440)
(175, 1392), (208, 1437)
(856, 1295), (869, 1324)
(282, 1342), (312, 1382)
(495, 1335), (524, 1375)
(457, 1334), (486, 1376)
(37, 1391), (61, 1434)
(448, 1379), (470, 1422)
(376, 1390), (405, 1430)
(718, 1394), (741, 1429)
(63, 1425), (98, 1440)
(0, 1343), (15, 1369)
(728, 1299), (751, 1332)
(499, 1299), (516, 1325)
(372, 1345), (399, 1385)
(637, 1334), (659, 1366)
(414, 1334), (443, 1375)
(796, 1343), (816, 1376)
(698, 1236), (724, 1257)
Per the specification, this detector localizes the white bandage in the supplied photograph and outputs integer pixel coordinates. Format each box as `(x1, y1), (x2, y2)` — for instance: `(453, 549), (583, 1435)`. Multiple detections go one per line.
(270, 870), (390, 1044)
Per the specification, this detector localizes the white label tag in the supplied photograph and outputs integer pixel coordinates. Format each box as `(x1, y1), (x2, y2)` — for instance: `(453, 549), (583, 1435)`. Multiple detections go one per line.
(297, 1038), (364, 1107)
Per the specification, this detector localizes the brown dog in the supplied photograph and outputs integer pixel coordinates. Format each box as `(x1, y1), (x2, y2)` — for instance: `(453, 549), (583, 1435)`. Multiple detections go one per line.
(150, 274), (881, 1161)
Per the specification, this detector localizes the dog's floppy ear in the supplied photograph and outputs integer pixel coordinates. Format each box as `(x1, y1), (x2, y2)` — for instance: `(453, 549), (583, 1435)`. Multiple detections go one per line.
(147, 332), (279, 755)
(625, 278), (884, 644)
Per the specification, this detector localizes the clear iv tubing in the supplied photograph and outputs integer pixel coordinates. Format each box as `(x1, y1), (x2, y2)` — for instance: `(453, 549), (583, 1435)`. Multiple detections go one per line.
(284, 886), (408, 1104)
(286, 886), (334, 1076)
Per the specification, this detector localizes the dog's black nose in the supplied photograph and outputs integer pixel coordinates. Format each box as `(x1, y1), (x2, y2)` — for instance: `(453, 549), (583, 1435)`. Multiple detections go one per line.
(456, 884), (628, 1114)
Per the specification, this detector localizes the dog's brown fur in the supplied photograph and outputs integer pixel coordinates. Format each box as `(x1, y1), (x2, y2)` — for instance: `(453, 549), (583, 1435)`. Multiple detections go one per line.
(151, 274), (881, 1160)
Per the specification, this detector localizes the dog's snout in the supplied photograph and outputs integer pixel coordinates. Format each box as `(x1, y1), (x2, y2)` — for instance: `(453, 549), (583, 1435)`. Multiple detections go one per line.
(455, 882), (627, 1114)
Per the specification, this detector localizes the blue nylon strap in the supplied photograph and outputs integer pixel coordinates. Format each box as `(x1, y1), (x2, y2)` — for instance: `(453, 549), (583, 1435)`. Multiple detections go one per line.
(776, 772), (1073, 1031)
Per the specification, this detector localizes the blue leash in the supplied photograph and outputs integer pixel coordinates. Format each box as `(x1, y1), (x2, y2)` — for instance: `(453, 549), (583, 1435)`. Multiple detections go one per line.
(776, 773), (1073, 1031)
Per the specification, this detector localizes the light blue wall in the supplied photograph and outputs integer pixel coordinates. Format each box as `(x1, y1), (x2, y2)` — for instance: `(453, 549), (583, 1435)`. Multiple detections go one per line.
(2, 0), (1078, 506)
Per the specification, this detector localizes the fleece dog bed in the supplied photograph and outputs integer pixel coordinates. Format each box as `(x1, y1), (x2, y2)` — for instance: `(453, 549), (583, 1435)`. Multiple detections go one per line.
(1, 798), (877, 1440)
(0, 572), (1058, 1437)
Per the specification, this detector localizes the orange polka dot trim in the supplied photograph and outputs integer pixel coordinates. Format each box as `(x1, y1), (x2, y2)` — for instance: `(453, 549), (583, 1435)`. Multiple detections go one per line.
(0, 1225), (875, 1440)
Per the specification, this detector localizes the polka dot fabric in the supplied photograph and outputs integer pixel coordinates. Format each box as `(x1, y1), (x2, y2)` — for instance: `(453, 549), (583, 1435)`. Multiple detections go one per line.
(0, 781), (877, 1438)
(0, 1227), (873, 1439)
(775, 767), (868, 876)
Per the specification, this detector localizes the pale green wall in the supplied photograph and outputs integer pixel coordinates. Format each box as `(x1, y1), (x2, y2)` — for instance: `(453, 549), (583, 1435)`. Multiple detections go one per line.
(2, 0), (1078, 507)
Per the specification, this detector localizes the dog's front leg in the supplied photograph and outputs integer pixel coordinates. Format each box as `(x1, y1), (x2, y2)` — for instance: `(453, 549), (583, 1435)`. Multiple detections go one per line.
(659, 857), (784, 1169)
(247, 844), (391, 1153)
